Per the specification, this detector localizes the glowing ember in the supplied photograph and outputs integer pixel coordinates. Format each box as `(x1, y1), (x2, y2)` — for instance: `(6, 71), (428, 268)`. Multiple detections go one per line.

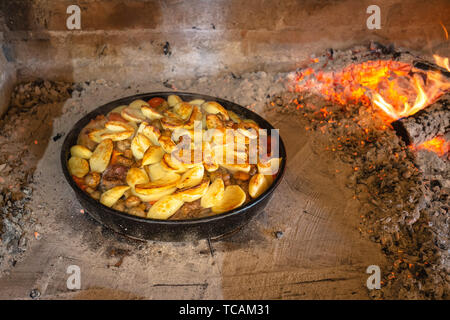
(293, 58), (450, 121)
(415, 137), (449, 156)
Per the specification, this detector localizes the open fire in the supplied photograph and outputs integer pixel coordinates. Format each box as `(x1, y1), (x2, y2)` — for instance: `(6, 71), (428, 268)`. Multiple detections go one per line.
(292, 55), (450, 155)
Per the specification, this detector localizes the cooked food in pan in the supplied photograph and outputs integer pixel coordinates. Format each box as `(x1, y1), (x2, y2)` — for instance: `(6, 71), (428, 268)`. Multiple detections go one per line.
(68, 95), (281, 220)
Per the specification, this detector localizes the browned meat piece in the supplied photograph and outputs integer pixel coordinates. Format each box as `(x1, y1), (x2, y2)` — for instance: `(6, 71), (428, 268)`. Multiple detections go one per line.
(127, 206), (146, 217)
(84, 172), (101, 188)
(169, 199), (208, 220)
(115, 155), (134, 167)
(100, 164), (129, 191)
(125, 195), (141, 208)
(116, 139), (131, 152)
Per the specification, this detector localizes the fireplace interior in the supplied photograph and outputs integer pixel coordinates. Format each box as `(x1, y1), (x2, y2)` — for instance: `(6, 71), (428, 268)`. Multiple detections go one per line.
(0, 0), (449, 300)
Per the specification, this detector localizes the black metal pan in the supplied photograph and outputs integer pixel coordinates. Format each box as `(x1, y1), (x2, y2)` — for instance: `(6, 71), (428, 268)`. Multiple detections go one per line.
(61, 92), (286, 241)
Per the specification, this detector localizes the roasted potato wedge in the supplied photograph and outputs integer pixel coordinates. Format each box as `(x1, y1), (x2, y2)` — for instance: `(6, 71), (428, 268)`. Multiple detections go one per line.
(90, 139), (113, 173)
(135, 173), (180, 195)
(70, 145), (93, 159)
(138, 122), (161, 146)
(128, 99), (149, 109)
(121, 106), (146, 123)
(173, 102), (194, 120)
(100, 185), (130, 207)
(131, 186), (177, 202)
(88, 128), (108, 143)
(248, 173), (271, 198)
(174, 179), (209, 202)
(160, 117), (184, 131)
(126, 167), (150, 187)
(100, 129), (134, 141)
(202, 101), (229, 120)
(68, 156), (90, 178)
(219, 163), (251, 174)
(141, 105), (163, 120)
(206, 114), (224, 129)
(147, 195), (184, 219)
(142, 145), (165, 166)
(104, 121), (135, 132)
(176, 165), (204, 189)
(200, 178), (224, 208)
(167, 94), (183, 107)
(109, 105), (128, 114)
(211, 185), (246, 213)
(158, 135), (177, 153)
(183, 106), (203, 130)
(189, 99), (205, 105)
(131, 133), (152, 160)
(228, 110), (241, 123)
(146, 161), (169, 181)
(257, 157), (281, 175)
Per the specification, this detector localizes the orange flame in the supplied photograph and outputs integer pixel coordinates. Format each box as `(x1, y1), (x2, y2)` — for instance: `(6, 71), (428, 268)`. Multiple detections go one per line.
(415, 137), (449, 156)
(293, 58), (450, 121)
(433, 54), (450, 72)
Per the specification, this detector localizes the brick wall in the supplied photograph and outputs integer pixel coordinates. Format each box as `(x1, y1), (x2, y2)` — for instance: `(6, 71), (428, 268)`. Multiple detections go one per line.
(0, 0), (449, 82)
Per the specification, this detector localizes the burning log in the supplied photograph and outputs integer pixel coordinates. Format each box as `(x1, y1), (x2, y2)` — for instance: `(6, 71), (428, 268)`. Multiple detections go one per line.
(391, 94), (449, 146)
(413, 60), (450, 79)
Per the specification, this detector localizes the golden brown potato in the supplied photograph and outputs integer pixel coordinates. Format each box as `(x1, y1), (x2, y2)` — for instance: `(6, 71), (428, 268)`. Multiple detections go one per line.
(248, 173), (271, 198)
(128, 99), (149, 109)
(121, 107), (147, 123)
(202, 101), (229, 120)
(173, 102), (194, 120)
(131, 133), (152, 160)
(206, 114), (224, 129)
(158, 136), (177, 153)
(167, 95), (183, 107)
(200, 178), (224, 208)
(257, 158), (282, 175)
(141, 105), (163, 120)
(126, 167), (149, 187)
(176, 165), (204, 189)
(89, 139), (113, 173)
(70, 145), (93, 159)
(147, 195), (184, 219)
(134, 172), (180, 195)
(131, 185), (177, 202)
(160, 117), (184, 131)
(68, 156), (90, 178)
(211, 185), (246, 213)
(142, 145), (165, 166)
(100, 185), (130, 207)
(100, 129), (134, 141)
(174, 179), (209, 202)
(138, 122), (161, 146)
(104, 121), (135, 132)
(183, 106), (203, 130)
(188, 99), (205, 106)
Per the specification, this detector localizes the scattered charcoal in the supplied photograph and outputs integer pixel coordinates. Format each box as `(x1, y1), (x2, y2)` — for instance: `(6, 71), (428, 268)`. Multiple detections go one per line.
(163, 41), (172, 56)
(29, 289), (40, 299)
(52, 132), (65, 142)
(274, 231), (284, 239)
